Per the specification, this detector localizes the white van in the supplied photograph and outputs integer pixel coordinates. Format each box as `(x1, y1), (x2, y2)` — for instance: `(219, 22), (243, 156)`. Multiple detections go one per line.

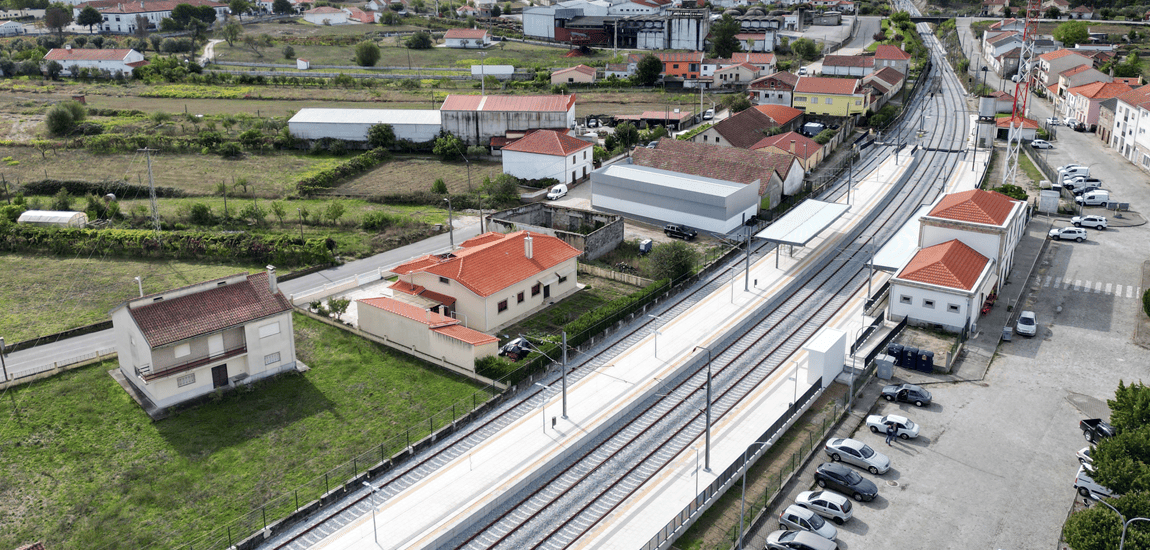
(546, 184), (568, 200)
(1059, 166), (1090, 180)
(1076, 190), (1110, 206)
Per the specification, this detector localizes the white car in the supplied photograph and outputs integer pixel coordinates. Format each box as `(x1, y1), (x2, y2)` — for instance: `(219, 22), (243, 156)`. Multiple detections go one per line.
(795, 490), (853, 525)
(824, 437), (890, 475)
(1058, 163), (1086, 172)
(1015, 310), (1037, 337)
(1031, 139), (1053, 149)
(778, 504), (838, 540)
(866, 414), (920, 439)
(1049, 226), (1086, 242)
(1072, 215), (1107, 229)
(703, 108), (714, 120)
(1077, 446), (1094, 469)
(1046, 117), (1062, 126)
(1075, 465), (1116, 499)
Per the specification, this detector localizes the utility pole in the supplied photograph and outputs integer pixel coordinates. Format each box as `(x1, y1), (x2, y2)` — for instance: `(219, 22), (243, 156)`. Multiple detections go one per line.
(140, 148), (160, 237)
(743, 213), (750, 291)
(444, 197), (454, 250)
(561, 331), (568, 419)
(0, 337), (7, 382)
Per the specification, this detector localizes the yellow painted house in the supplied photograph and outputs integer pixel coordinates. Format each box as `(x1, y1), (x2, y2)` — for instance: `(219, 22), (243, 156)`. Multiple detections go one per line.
(792, 76), (869, 116)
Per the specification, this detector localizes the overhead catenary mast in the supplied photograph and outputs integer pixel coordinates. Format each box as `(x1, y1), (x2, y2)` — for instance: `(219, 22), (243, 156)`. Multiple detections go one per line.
(1001, 0), (1042, 187)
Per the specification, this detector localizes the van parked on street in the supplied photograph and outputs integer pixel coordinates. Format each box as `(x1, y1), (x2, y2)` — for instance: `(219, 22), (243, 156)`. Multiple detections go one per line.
(1076, 190), (1110, 206)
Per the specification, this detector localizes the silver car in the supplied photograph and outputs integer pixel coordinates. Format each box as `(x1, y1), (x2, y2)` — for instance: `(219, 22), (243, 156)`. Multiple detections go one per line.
(795, 490), (853, 525)
(824, 437), (890, 475)
(866, 413), (920, 439)
(1015, 311), (1037, 337)
(779, 504), (837, 540)
(765, 530), (838, 550)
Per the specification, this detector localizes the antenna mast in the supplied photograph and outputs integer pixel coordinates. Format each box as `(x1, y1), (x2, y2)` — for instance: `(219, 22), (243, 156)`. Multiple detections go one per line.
(1001, 0), (1042, 187)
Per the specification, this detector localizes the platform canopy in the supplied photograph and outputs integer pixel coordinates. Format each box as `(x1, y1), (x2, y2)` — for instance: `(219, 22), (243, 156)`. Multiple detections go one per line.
(872, 205), (932, 272)
(754, 199), (850, 246)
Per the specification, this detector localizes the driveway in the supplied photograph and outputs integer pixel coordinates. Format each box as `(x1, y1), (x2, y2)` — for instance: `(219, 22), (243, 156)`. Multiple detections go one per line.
(200, 39), (224, 65)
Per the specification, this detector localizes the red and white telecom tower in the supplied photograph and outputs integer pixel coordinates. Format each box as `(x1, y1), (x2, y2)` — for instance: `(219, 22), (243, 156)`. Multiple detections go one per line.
(1001, 0), (1043, 187)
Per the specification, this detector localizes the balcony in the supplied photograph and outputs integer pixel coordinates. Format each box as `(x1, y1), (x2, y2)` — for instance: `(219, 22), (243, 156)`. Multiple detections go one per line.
(143, 344), (247, 382)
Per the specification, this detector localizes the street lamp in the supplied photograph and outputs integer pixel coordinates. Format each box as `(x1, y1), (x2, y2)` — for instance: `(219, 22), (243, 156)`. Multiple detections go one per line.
(790, 360), (799, 407)
(1092, 498), (1150, 550)
(134, 276), (143, 297)
(522, 334), (567, 419)
(739, 439), (771, 549)
(648, 314), (664, 358)
(0, 337), (7, 382)
(692, 345), (713, 472)
(979, 65), (989, 94)
(533, 382), (552, 431)
(443, 197), (454, 250)
(361, 481), (380, 544)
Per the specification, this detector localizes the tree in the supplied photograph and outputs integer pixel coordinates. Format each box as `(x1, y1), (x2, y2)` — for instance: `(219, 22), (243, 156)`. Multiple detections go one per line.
(792, 37), (821, 60)
(134, 15), (150, 39)
(44, 4), (73, 39)
(1110, 381), (1150, 432)
(272, 0), (293, 13)
(710, 13), (741, 59)
(1063, 492), (1150, 550)
(722, 93), (751, 113)
(325, 200), (346, 225)
(244, 35), (265, 57)
(1003, 5), (1012, 17)
(45, 60), (62, 79)
(1054, 20), (1089, 46)
(77, 5), (103, 33)
(405, 31), (433, 49)
(282, 45), (295, 59)
(490, 4), (500, 16)
(171, 3), (217, 27)
(635, 54), (662, 86)
(889, 10), (910, 23)
(355, 40), (381, 66)
(270, 201), (286, 224)
(221, 18), (243, 46)
(614, 122), (640, 148)
(229, 0), (251, 18)
(45, 100), (86, 136)
(328, 297), (351, 320)
(1044, 6), (1060, 18)
(650, 240), (699, 281)
(367, 123), (396, 149)
(380, 10), (399, 24)
(431, 178), (447, 193)
(433, 132), (465, 160)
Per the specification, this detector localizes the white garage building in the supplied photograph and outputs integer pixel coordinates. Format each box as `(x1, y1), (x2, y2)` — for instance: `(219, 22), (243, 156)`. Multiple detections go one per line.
(591, 163), (761, 234)
(288, 108), (442, 144)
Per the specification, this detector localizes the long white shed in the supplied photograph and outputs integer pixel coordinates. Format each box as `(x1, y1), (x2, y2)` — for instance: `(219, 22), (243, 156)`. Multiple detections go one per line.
(17, 210), (88, 227)
(288, 108), (443, 144)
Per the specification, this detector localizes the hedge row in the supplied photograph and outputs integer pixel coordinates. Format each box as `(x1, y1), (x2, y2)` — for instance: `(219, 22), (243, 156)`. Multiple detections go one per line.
(20, 179), (188, 199)
(0, 225), (332, 267)
(296, 147), (393, 196)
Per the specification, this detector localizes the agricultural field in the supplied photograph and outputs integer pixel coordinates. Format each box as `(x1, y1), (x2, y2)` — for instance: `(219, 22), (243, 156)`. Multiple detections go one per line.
(0, 313), (487, 550)
(340, 155), (504, 195)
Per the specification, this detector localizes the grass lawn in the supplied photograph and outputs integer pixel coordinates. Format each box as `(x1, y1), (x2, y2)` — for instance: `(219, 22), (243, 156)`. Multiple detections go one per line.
(0, 313), (486, 549)
(341, 155), (505, 194)
(499, 274), (639, 338)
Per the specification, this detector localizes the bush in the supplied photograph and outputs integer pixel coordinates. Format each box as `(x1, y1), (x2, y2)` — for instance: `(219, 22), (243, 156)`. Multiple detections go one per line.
(46, 101), (87, 136)
(993, 184), (1028, 201)
(296, 147), (393, 195)
(282, 45), (295, 59)
(189, 202), (213, 225)
(362, 211), (403, 231)
(217, 141), (244, 158)
(354, 40), (381, 67)
(431, 178), (447, 193)
(1143, 287), (1150, 319)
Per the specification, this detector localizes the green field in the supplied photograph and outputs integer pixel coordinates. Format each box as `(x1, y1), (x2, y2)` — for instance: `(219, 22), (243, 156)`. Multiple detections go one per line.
(0, 313), (486, 549)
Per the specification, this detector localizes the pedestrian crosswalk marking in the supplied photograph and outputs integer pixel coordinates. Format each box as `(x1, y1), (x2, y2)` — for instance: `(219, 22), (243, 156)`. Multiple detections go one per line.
(1035, 277), (1139, 299)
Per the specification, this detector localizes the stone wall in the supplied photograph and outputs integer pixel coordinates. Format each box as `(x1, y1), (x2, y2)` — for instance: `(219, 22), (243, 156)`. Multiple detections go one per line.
(489, 203), (624, 260)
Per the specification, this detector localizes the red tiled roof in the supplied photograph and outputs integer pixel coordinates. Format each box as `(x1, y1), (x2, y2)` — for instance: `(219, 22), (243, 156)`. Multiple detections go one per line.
(1060, 64), (1092, 77)
(553, 64), (596, 77)
(345, 6), (373, 22)
(127, 272), (291, 348)
(823, 54), (874, 68)
(749, 71), (799, 89)
(1038, 49), (1081, 61)
(875, 44), (912, 61)
(1115, 83), (1150, 110)
(870, 67), (905, 88)
(995, 115), (1038, 129)
(502, 129), (592, 156)
(989, 17), (1018, 29)
(392, 231), (581, 298)
(359, 296), (457, 328)
(440, 94), (576, 113)
(794, 76), (860, 95)
(709, 105), (797, 148)
(627, 51), (704, 64)
(432, 323), (499, 345)
(731, 52), (776, 65)
(749, 131), (821, 159)
(44, 48), (137, 61)
(735, 33), (766, 40)
(1068, 80), (1132, 99)
(305, 6), (343, 13)
(989, 90), (1015, 100)
(444, 28), (489, 39)
(389, 280), (458, 305)
(639, 139), (797, 188)
(717, 62), (758, 73)
(986, 31), (1018, 45)
(897, 240), (989, 291)
(927, 188), (1018, 226)
(753, 104), (803, 125)
(96, 0), (222, 13)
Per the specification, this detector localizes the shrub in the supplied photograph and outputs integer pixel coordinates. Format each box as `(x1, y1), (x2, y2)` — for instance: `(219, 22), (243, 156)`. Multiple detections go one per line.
(362, 211), (403, 231)
(52, 188), (73, 211)
(354, 40), (381, 67)
(189, 202), (213, 225)
(1143, 287), (1150, 319)
(431, 178), (447, 194)
(282, 45), (295, 59)
(239, 202), (267, 224)
(217, 141), (244, 158)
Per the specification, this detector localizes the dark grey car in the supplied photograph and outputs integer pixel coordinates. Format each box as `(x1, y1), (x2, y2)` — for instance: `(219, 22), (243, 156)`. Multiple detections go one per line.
(813, 463), (878, 502)
(881, 383), (932, 407)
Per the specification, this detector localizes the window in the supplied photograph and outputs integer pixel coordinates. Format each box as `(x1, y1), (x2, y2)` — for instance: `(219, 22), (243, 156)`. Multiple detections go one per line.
(517, 291), (525, 303)
(264, 352), (281, 365)
(947, 304), (960, 313)
(498, 300), (508, 312)
(855, 100), (862, 105)
(177, 373), (195, 387)
(174, 343), (191, 358)
(923, 299), (935, 308)
(794, 96), (806, 102)
(559, 275), (567, 284)
(1143, 154), (1150, 168)
(258, 322), (280, 338)
(531, 283), (541, 296)
(439, 276), (450, 285)
(673, 63), (680, 69)
(899, 295), (911, 304)
(583, 151), (587, 159)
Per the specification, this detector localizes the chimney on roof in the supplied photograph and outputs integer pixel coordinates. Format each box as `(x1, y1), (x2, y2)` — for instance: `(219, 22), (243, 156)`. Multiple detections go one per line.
(789, 139), (795, 153)
(65, 44), (71, 51)
(524, 233), (533, 259)
(267, 265), (277, 293)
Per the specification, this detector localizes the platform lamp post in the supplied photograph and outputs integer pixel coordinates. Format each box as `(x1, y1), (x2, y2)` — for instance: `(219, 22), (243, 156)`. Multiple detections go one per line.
(739, 439), (771, 549)
(443, 197), (454, 250)
(692, 345), (713, 472)
(361, 481), (380, 544)
(522, 334), (567, 419)
(533, 382), (552, 431)
(647, 314), (665, 359)
(134, 276), (143, 297)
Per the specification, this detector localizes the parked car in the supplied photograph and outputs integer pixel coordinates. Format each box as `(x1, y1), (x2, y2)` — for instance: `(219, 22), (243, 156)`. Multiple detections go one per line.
(703, 108), (715, 120)
(664, 223), (698, 241)
(765, 530), (838, 550)
(1081, 418), (1117, 444)
(1075, 465), (1117, 499)
(1077, 446), (1094, 469)
(881, 383), (933, 407)
(1072, 215), (1107, 229)
(779, 504), (838, 540)
(1049, 226), (1086, 242)
(866, 414), (919, 439)
(498, 337), (530, 361)
(1071, 184), (1107, 197)
(798, 67), (808, 75)
(795, 490), (853, 525)
(1076, 190), (1110, 206)
(824, 438), (890, 475)
(1031, 139), (1053, 149)
(1046, 117), (1061, 126)
(546, 184), (568, 200)
(1058, 163), (1086, 172)
(1015, 310), (1037, 337)
(814, 462), (878, 502)
(586, 117), (599, 128)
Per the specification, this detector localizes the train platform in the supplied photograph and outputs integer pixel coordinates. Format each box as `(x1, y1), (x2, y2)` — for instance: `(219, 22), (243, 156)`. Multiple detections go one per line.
(308, 147), (922, 550)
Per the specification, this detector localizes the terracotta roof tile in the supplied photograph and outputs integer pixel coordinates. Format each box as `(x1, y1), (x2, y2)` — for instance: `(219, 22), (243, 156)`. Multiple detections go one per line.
(127, 272), (291, 348)
(44, 48), (138, 61)
(358, 296), (458, 328)
(1060, 64), (1092, 77)
(897, 240), (989, 291)
(553, 64), (596, 76)
(392, 231), (581, 297)
(731, 52), (776, 65)
(870, 67), (905, 87)
(440, 94), (576, 113)
(305, 6), (343, 13)
(389, 280), (457, 305)
(432, 323), (499, 345)
(638, 139), (796, 187)
(502, 129), (592, 156)
(794, 76), (860, 95)
(1116, 83), (1150, 110)
(749, 71), (798, 89)
(749, 131), (821, 159)
(96, 0), (222, 13)
(926, 188), (1019, 226)
(995, 115), (1038, 129)
(874, 44), (912, 61)
(1038, 49), (1081, 61)
(1068, 80), (1132, 99)
(753, 104), (803, 125)
(989, 90), (1015, 100)
(444, 28), (489, 39)
(709, 106), (791, 148)
(822, 54), (874, 68)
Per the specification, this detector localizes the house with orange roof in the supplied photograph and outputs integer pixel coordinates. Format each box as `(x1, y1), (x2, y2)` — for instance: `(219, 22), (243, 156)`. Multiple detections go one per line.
(874, 44), (912, 75)
(551, 64), (597, 85)
(692, 104), (804, 148)
(919, 188), (1027, 282)
(995, 115), (1038, 141)
(110, 268), (297, 414)
(43, 47), (147, 76)
(889, 239), (997, 333)
(820, 54), (874, 77)
(1065, 80), (1132, 128)
(356, 296), (499, 372)
(749, 131), (823, 170)
(749, 71), (799, 106)
(731, 52), (777, 73)
(501, 129), (594, 184)
(1036, 49), (1091, 90)
(77, 0), (227, 33)
(792, 76), (868, 116)
(1069, 5), (1094, 19)
(715, 62), (759, 87)
(445, 28), (491, 48)
(390, 231), (582, 332)
(988, 90), (1016, 113)
(440, 94), (576, 145)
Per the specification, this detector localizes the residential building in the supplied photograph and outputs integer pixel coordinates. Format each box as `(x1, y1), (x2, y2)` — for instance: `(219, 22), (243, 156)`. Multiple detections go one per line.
(1064, 81), (1131, 128)
(76, 0), (226, 33)
(988, 47), (1020, 79)
(1111, 84), (1150, 170)
(749, 131), (823, 170)
(1055, 65), (1110, 113)
(715, 62), (759, 87)
(988, 17), (1024, 32)
(343, 6), (375, 22)
(390, 231), (582, 333)
(988, 90), (1016, 113)
(628, 51), (704, 80)
(862, 67), (905, 110)
(981, 0), (1006, 16)
(792, 76), (868, 116)
(43, 47), (147, 76)
(1097, 96), (1117, 145)
(604, 63), (631, 79)
(303, 5), (348, 23)
(874, 44), (912, 75)
(749, 71), (798, 106)
(1041, 0), (1069, 12)
(501, 129), (594, 184)
(1035, 49), (1091, 90)
(693, 104), (804, 148)
(735, 32), (772, 52)
(919, 188), (1027, 282)
(356, 297), (498, 373)
(730, 52), (777, 73)
(890, 239), (997, 333)
(444, 28), (492, 48)
(613, 110), (694, 131)
(111, 269), (296, 411)
(551, 64), (596, 84)
(439, 94), (576, 146)
(821, 54), (874, 77)
(638, 138), (803, 198)
(1068, 5), (1093, 19)
(982, 31), (1021, 66)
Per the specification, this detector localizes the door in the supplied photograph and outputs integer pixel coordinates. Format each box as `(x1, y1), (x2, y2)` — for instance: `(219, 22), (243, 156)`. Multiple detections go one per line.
(208, 333), (224, 357)
(543, 284), (551, 299)
(211, 364), (228, 388)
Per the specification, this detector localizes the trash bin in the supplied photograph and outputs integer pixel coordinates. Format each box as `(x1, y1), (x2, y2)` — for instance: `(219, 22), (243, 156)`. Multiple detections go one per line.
(903, 347), (919, 370)
(919, 351), (935, 373)
(1002, 326), (1013, 342)
(876, 355), (894, 380)
(887, 344), (904, 366)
